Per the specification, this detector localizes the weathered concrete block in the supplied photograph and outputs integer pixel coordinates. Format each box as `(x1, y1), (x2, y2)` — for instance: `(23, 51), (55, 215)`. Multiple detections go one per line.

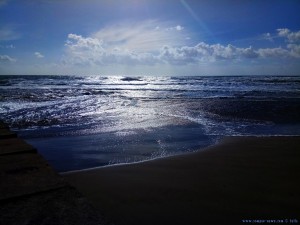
(0, 129), (17, 139)
(0, 121), (112, 225)
(0, 138), (36, 155)
(0, 153), (67, 200)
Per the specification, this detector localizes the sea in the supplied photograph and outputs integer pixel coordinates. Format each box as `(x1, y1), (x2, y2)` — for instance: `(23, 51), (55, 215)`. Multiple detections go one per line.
(1, 75), (300, 172)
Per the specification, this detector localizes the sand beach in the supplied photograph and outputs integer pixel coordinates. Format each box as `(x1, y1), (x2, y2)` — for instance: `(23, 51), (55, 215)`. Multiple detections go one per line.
(64, 136), (300, 225)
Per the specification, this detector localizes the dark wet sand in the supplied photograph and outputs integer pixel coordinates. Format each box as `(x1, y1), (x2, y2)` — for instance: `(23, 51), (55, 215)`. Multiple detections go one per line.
(64, 136), (300, 225)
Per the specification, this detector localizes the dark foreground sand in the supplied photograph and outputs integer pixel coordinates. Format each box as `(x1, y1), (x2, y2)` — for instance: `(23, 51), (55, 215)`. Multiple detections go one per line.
(64, 137), (300, 225)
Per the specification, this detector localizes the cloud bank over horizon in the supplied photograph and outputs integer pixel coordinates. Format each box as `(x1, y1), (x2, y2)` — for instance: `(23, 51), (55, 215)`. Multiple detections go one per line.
(63, 25), (300, 68)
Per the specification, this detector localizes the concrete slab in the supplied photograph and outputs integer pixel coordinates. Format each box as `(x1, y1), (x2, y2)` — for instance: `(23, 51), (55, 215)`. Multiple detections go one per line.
(0, 121), (112, 224)
(0, 129), (17, 139)
(0, 153), (67, 200)
(0, 138), (37, 155)
(0, 186), (112, 225)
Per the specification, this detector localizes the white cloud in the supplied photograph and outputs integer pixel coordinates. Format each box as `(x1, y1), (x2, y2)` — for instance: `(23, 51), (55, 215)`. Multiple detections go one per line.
(158, 43), (259, 64)
(257, 47), (290, 58)
(258, 28), (300, 58)
(92, 20), (188, 52)
(64, 33), (158, 66)
(63, 26), (300, 67)
(277, 28), (300, 43)
(34, 52), (44, 58)
(64, 33), (105, 65)
(65, 33), (288, 67)
(64, 21), (190, 66)
(166, 25), (184, 31)
(66, 33), (104, 52)
(262, 32), (274, 42)
(0, 54), (16, 62)
(287, 44), (300, 58)
(176, 25), (184, 31)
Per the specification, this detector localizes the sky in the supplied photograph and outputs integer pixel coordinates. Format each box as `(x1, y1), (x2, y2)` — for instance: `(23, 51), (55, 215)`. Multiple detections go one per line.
(0, 0), (300, 76)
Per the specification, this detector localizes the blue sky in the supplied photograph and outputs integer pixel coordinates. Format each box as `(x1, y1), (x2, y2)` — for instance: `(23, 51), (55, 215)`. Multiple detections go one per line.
(0, 0), (300, 75)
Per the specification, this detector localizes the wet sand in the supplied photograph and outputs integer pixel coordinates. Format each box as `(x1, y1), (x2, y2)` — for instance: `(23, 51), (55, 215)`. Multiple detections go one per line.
(64, 136), (300, 225)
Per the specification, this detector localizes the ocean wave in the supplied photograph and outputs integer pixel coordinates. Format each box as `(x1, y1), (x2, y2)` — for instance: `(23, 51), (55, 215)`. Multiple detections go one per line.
(121, 76), (143, 81)
(1, 75), (300, 134)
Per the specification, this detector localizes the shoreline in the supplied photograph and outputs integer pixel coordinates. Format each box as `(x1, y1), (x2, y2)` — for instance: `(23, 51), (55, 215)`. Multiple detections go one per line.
(61, 135), (300, 175)
(64, 136), (300, 225)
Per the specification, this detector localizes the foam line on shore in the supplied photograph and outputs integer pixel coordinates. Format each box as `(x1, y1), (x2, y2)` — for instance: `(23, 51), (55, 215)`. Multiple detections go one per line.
(61, 135), (300, 175)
